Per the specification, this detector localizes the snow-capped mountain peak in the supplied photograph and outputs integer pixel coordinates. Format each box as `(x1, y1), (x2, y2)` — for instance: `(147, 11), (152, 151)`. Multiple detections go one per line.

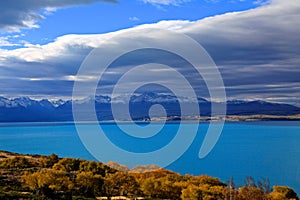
(76, 95), (111, 104)
(50, 99), (66, 107)
(130, 92), (179, 103)
(0, 97), (11, 107)
(39, 99), (55, 109)
(12, 97), (34, 108)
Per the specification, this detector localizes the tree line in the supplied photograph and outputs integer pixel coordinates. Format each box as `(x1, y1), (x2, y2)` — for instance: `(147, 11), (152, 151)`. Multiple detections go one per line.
(0, 152), (298, 200)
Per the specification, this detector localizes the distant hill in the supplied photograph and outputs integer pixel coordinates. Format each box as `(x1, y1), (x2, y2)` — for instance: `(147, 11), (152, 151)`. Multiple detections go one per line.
(0, 93), (300, 122)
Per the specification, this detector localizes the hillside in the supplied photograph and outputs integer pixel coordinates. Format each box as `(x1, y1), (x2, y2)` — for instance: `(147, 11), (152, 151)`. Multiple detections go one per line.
(0, 150), (298, 200)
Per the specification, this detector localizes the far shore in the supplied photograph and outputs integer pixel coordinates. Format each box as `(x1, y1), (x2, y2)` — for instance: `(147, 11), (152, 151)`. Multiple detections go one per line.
(0, 114), (300, 126)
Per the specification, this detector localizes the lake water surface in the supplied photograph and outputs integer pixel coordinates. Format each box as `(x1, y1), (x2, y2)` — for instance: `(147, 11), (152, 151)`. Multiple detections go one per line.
(0, 121), (299, 193)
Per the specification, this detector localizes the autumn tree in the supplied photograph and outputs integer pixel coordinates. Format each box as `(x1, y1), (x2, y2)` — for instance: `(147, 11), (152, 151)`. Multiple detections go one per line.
(75, 171), (103, 197)
(103, 172), (140, 199)
(22, 169), (74, 199)
(181, 185), (203, 200)
(238, 185), (267, 200)
(188, 175), (226, 187)
(42, 153), (59, 168)
(140, 173), (183, 199)
(79, 160), (114, 176)
(269, 186), (299, 200)
(237, 177), (270, 200)
(0, 156), (32, 169)
(52, 158), (81, 172)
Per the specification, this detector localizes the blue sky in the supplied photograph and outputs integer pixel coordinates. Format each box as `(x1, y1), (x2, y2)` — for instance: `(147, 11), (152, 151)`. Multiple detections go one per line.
(1, 0), (265, 47)
(0, 0), (299, 106)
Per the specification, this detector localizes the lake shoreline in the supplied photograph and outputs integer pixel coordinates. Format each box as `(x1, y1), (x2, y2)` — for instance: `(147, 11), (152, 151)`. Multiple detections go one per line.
(0, 150), (299, 200)
(0, 114), (299, 127)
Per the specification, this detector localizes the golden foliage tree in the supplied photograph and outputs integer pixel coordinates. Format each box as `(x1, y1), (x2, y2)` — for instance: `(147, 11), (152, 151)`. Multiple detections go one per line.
(269, 186), (299, 200)
(103, 172), (140, 199)
(22, 169), (74, 198)
(75, 171), (103, 197)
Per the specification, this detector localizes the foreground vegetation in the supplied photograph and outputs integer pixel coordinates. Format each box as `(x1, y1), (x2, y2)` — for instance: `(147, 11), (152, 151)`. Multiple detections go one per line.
(0, 151), (298, 200)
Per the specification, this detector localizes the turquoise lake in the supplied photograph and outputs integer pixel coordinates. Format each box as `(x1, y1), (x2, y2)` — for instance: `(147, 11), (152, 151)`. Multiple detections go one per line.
(0, 121), (299, 193)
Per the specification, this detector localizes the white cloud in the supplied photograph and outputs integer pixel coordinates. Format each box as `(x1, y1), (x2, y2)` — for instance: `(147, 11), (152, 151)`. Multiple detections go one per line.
(253, 0), (270, 5)
(0, 34), (27, 47)
(0, 37), (17, 47)
(135, 20), (193, 31)
(0, 0), (117, 32)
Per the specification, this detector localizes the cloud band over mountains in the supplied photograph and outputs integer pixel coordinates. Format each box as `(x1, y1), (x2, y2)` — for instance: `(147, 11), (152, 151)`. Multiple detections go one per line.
(0, 0), (299, 105)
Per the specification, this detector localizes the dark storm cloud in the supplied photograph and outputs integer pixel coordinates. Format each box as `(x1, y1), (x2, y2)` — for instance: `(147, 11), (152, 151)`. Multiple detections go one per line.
(0, 0), (118, 31)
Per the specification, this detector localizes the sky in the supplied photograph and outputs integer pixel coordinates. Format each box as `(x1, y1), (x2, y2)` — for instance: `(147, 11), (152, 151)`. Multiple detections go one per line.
(0, 0), (299, 106)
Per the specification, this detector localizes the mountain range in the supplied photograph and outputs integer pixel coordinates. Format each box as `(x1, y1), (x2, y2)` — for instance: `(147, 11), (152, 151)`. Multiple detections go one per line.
(0, 93), (300, 122)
